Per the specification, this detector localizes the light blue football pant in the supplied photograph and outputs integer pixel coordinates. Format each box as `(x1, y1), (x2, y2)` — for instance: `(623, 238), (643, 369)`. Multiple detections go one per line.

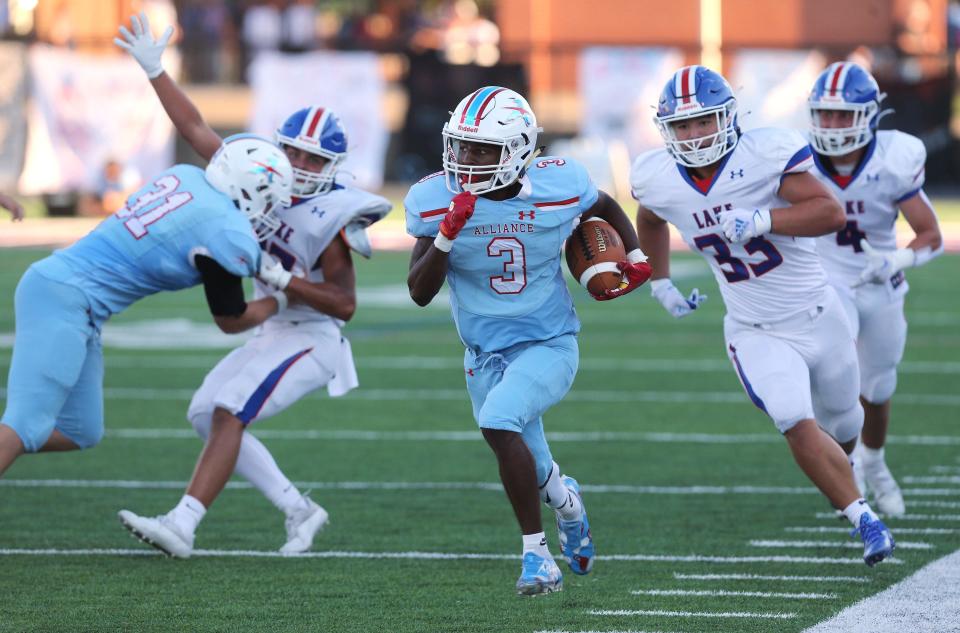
(464, 334), (578, 485)
(1, 266), (104, 452)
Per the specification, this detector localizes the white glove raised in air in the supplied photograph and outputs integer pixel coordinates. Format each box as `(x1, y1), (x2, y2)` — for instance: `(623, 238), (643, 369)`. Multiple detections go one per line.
(258, 252), (293, 290)
(854, 240), (915, 287)
(721, 207), (772, 244)
(650, 278), (707, 319)
(114, 12), (173, 79)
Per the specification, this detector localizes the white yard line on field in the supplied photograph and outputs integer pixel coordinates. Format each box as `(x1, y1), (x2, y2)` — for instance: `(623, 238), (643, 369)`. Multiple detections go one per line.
(3, 386), (957, 407)
(589, 610), (796, 620)
(930, 466), (960, 474)
(908, 500), (960, 509)
(815, 512), (960, 523)
(630, 589), (835, 600)
(801, 549), (960, 633)
(3, 478), (958, 500)
(903, 476), (960, 485)
(0, 548), (892, 565)
(749, 539), (933, 551)
(785, 526), (956, 535)
(101, 427), (960, 449)
(672, 572), (869, 584)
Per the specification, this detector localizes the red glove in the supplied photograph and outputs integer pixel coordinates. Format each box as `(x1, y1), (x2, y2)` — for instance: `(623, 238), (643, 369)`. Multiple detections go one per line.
(439, 191), (477, 240)
(594, 259), (653, 301)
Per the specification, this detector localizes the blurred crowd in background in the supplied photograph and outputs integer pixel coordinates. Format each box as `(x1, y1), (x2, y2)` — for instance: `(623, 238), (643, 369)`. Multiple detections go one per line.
(0, 0), (957, 217)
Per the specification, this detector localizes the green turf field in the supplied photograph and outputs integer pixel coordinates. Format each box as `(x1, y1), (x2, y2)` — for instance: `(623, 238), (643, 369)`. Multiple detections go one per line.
(0, 247), (958, 633)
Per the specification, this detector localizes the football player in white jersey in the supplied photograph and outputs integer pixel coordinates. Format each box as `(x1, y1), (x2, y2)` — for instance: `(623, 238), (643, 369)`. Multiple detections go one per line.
(632, 65), (894, 566)
(113, 14), (391, 558)
(406, 86), (651, 594)
(807, 62), (943, 516)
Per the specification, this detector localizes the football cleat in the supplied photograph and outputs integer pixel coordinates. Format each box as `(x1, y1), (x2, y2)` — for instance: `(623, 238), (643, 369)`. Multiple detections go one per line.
(863, 459), (906, 517)
(280, 497), (329, 555)
(851, 513), (895, 567)
(118, 509), (194, 559)
(515, 551), (563, 596)
(555, 475), (594, 575)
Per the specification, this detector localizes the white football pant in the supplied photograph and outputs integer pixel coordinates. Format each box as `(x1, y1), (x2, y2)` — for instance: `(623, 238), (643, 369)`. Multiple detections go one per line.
(723, 286), (864, 443)
(832, 283), (907, 405)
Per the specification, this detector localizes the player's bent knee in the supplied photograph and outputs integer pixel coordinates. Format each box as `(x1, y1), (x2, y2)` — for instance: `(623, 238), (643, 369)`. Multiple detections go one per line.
(68, 422), (104, 450)
(819, 402), (864, 445)
(188, 411), (212, 440)
(861, 367), (897, 405)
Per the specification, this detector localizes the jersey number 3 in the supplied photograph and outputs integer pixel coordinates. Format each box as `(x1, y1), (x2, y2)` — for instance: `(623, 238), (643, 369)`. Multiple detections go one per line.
(116, 175), (193, 239)
(694, 233), (783, 283)
(488, 237), (527, 294)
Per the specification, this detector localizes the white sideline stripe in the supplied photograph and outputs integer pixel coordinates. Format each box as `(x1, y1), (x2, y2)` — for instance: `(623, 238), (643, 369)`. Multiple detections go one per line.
(100, 427), (960, 449)
(3, 478), (958, 500)
(590, 610), (796, 620)
(786, 526), (956, 535)
(630, 589), (835, 600)
(903, 476), (960, 484)
(3, 386), (956, 407)
(801, 549), (960, 633)
(930, 466), (960, 474)
(673, 573), (869, 584)
(0, 548), (889, 565)
(0, 478), (816, 496)
(909, 500), (960, 509)
(816, 512), (960, 523)
(750, 539), (933, 551)
(9, 354), (953, 374)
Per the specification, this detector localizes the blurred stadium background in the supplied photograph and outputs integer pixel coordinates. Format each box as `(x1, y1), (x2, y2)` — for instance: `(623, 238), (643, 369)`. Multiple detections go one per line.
(0, 0), (958, 239)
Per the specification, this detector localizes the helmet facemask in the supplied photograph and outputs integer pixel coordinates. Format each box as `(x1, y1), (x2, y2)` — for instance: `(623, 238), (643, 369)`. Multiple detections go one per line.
(655, 101), (738, 168)
(808, 101), (879, 156)
(442, 128), (534, 194)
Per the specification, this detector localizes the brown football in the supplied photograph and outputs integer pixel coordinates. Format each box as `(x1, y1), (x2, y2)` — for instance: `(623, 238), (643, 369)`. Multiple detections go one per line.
(564, 217), (626, 295)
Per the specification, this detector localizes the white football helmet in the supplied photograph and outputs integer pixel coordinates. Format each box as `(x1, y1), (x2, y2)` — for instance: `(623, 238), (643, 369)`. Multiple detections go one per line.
(205, 134), (293, 240)
(441, 86), (542, 194)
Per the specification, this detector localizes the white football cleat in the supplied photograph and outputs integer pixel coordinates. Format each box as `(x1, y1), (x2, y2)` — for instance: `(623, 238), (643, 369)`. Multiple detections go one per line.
(118, 509), (194, 559)
(280, 498), (329, 555)
(863, 459), (906, 517)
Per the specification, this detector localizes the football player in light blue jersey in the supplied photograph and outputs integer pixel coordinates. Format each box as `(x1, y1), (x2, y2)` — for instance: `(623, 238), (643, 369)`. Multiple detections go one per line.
(406, 86), (652, 595)
(0, 134), (294, 477)
(112, 13), (391, 558)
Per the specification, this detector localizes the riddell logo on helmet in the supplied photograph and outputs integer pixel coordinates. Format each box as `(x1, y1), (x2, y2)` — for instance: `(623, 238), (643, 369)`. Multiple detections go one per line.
(457, 124), (479, 133)
(675, 101), (700, 112)
(297, 136), (319, 145)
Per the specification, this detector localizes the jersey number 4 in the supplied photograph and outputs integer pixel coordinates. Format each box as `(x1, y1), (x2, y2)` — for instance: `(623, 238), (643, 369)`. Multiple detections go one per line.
(836, 220), (867, 253)
(116, 175), (193, 239)
(694, 233), (783, 283)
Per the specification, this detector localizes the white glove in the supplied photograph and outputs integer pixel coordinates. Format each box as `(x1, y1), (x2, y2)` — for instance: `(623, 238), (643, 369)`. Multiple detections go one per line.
(650, 278), (707, 319)
(114, 12), (173, 79)
(721, 207), (772, 244)
(258, 252), (293, 290)
(855, 240), (915, 287)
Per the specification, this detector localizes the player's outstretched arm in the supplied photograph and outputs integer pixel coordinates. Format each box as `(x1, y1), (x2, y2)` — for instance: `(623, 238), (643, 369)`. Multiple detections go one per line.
(196, 255), (282, 333)
(0, 192), (24, 222)
(407, 236), (449, 306)
(280, 235), (358, 321)
(115, 12), (222, 161)
(771, 171), (845, 237)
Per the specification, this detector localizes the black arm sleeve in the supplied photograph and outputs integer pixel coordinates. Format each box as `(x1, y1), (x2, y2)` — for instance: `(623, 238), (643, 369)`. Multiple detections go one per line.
(195, 255), (247, 317)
